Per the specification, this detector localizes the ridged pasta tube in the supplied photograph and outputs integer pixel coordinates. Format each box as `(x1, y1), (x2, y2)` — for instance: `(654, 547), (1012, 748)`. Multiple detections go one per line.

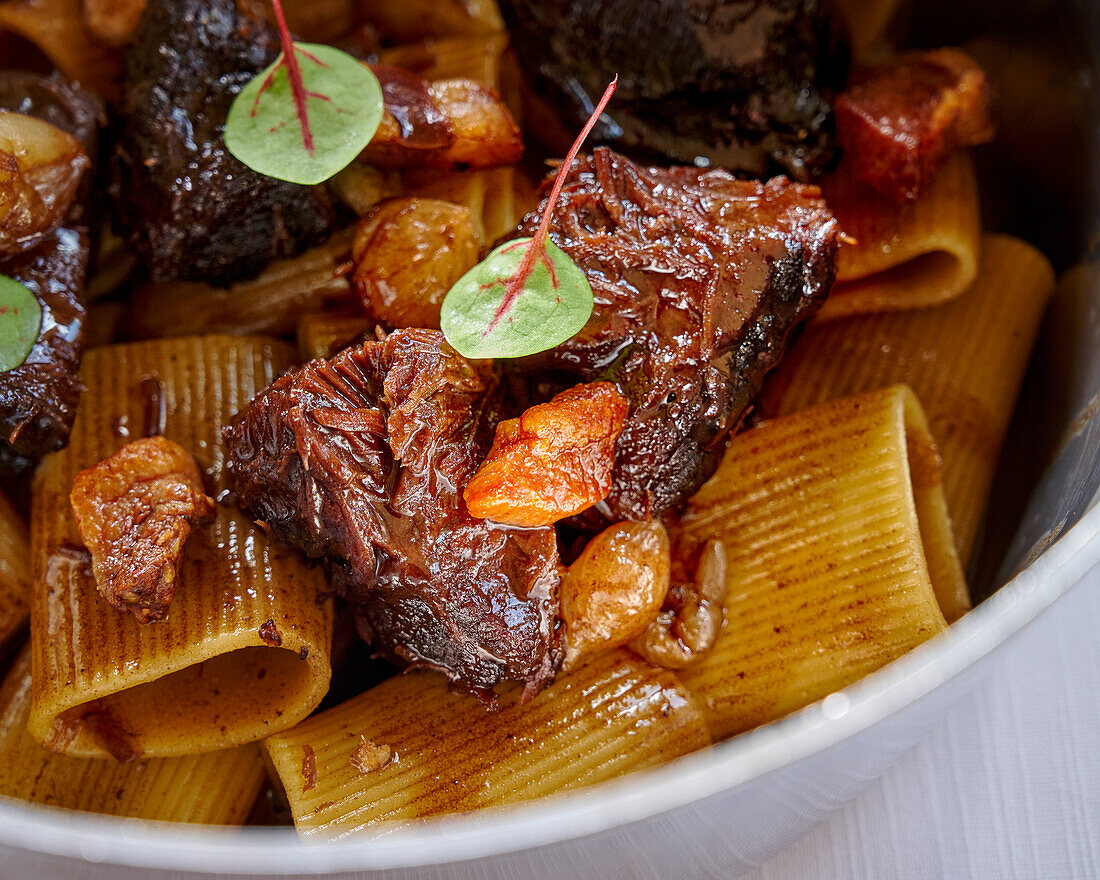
(28, 336), (333, 759)
(818, 151), (981, 320)
(0, 649), (265, 823)
(678, 385), (965, 740)
(263, 649), (711, 838)
(760, 234), (1055, 563)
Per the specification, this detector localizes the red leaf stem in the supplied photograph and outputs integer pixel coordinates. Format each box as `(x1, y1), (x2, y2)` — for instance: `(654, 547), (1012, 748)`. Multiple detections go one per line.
(484, 76), (617, 334)
(270, 0), (316, 155)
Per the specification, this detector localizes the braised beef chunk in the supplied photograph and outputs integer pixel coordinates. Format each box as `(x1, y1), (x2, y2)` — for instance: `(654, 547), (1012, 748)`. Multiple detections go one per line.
(499, 0), (848, 179)
(513, 148), (838, 523)
(835, 48), (994, 201)
(114, 0), (336, 285)
(225, 330), (562, 699)
(0, 227), (88, 457)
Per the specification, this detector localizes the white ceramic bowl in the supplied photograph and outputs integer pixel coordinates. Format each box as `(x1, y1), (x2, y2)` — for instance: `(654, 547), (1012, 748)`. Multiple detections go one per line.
(3, 0), (1099, 876)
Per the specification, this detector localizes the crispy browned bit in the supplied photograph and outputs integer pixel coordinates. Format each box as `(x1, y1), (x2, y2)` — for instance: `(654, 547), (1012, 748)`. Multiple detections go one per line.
(560, 521), (671, 670)
(0, 112), (90, 256)
(301, 744), (317, 792)
(361, 72), (523, 170)
(835, 48), (995, 201)
(629, 539), (728, 669)
(352, 198), (480, 330)
(464, 382), (629, 527)
(350, 737), (392, 774)
(259, 619), (282, 647)
(70, 436), (215, 624)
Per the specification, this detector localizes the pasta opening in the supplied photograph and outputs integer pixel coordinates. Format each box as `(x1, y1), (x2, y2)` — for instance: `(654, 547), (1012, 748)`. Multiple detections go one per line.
(898, 390), (971, 622)
(40, 644), (318, 760)
(818, 151), (980, 320)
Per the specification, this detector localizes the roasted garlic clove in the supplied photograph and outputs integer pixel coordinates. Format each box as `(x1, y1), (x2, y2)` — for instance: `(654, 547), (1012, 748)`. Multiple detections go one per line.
(352, 197), (480, 329)
(629, 539), (728, 669)
(0, 111), (89, 255)
(561, 520), (671, 670)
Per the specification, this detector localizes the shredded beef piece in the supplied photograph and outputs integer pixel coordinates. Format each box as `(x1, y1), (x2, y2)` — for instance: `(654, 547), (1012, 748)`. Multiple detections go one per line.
(498, 0), (848, 179)
(224, 329), (562, 700)
(70, 436), (215, 624)
(511, 148), (838, 523)
(113, 0), (336, 285)
(0, 227), (88, 457)
(835, 48), (995, 201)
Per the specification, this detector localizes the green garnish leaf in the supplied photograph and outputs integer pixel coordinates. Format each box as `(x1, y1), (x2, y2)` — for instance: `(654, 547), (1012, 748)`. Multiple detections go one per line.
(0, 275), (42, 372)
(224, 0), (383, 186)
(439, 76), (618, 360)
(440, 238), (594, 359)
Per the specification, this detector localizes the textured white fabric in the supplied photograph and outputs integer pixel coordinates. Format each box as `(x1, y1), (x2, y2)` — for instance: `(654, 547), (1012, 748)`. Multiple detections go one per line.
(745, 565), (1100, 880)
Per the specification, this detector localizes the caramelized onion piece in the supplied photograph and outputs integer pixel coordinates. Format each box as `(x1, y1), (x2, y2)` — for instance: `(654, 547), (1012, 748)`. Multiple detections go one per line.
(0, 112), (88, 255)
(464, 382), (630, 527)
(352, 197), (480, 329)
(561, 521), (670, 670)
(629, 539), (728, 669)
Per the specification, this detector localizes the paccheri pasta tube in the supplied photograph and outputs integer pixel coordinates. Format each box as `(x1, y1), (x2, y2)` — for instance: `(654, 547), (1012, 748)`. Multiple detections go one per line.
(403, 166), (520, 245)
(28, 336), (333, 759)
(0, 649), (264, 822)
(0, 491), (29, 650)
(678, 385), (964, 740)
(378, 33), (509, 87)
(759, 234), (1055, 563)
(296, 311), (371, 362)
(817, 151), (981, 320)
(263, 649), (710, 838)
(129, 228), (356, 340)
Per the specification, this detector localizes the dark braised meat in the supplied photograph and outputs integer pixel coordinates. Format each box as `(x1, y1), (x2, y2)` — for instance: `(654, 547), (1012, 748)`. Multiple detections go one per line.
(70, 436), (216, 624)
(498, 0), (848, 180)
(512, 148), (838, 523)
(0, 227), (88, 457)
(113, 0), (336, 285)
(835, 48), (994, 201)
(225, 329), (562, 699)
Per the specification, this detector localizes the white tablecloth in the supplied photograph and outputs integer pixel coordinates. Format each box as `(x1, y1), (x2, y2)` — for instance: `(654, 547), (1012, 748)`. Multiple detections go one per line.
(744, 565), (1100, 880)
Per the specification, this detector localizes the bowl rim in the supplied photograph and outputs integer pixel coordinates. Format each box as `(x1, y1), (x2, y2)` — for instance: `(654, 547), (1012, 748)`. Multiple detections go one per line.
(0, 498), (1097, 875)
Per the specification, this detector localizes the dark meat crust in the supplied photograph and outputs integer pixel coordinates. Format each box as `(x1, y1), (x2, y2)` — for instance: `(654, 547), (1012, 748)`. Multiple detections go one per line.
(514, 148), (838, 523)
(225, 329), (562, 699)
(0, 72), (101, 461)
(114, 0), (335, 285)
(499, 0), (848, 180)
(0, 227), (88, 457)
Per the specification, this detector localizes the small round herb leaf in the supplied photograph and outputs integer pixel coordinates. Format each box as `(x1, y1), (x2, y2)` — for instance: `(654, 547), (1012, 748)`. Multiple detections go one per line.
(0, 276), (41, 372)
(225, 43), (383, 186)
(440, 238), (594, 359)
